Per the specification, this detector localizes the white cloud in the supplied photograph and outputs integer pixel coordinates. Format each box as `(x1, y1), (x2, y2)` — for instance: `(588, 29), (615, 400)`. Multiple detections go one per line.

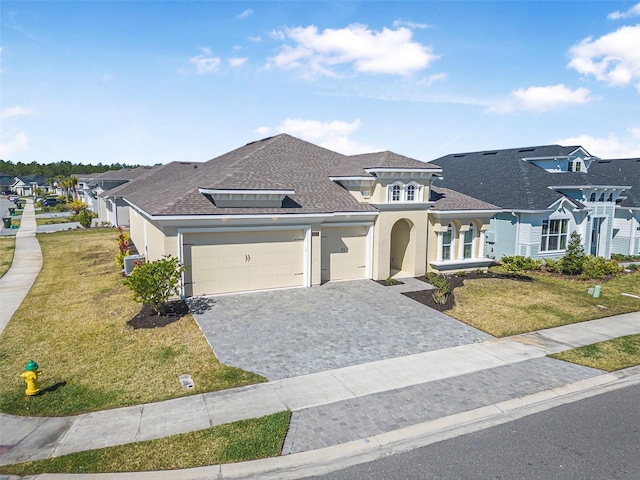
(229, 57), (248, 67)
(189, 48), (221, 74)
(0, 129), (29, 158)
(254, 118), (379, 154)
(416, 72), (448, 87)
(1, 105), (37, 119)
(238, 9), (253, 20)
(248, 36), (262, 43)
(608, 3), (640, 19)
(267, 23), (438, 78)
(568, 24), (640, 92)
(555, 130), (640, 158)
(392, 19), (431, 30)
(487, 84), (591, 113)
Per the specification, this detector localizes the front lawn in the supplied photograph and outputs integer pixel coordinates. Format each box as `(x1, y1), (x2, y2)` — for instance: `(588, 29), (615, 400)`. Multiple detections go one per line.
(0, 229), (266, 416)
(447, 270), (640, 337)
(0, 236), (15, 277)
(550, 334), (640, 372)
(0, 411), (290, 475)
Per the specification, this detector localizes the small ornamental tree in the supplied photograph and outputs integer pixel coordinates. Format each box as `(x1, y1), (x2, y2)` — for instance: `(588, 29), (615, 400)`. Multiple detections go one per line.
(66, 199), (87, 216)
(561, 232), (586, 275)
(123, 255), (188, 315)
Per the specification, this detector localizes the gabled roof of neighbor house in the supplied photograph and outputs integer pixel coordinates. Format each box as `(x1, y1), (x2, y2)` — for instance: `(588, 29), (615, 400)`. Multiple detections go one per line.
(13, 174), (46, 186)
(589, 158), (640, 208)
(430, 186), (500, 212)
(89, 166), (155, 183)
(122, 134), (440, 217)
(433, 145), (626, 211)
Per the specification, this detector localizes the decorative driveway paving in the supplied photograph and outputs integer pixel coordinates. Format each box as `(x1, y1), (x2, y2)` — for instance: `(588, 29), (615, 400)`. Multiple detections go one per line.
(188, 278), (491, 380)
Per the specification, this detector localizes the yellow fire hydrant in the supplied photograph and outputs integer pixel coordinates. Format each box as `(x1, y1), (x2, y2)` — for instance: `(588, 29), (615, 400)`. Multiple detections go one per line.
(20, 360), (42, 396)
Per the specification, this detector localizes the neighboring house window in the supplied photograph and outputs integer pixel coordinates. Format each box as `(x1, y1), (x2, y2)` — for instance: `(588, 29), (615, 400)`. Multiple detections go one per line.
(406, 184), (416, 202)
(442, 224), (453, 260)
(463, 225), (475, 259)
(390, 184), (401, 202)
(589, 192), (597, 202)
(599, 193), (605, 201)
(607, 193), (613, 202)
(540, 219), (569, 251)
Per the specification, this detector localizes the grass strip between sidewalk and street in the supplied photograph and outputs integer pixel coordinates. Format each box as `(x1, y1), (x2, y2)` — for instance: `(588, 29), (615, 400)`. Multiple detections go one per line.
(0, 411), (291, 475)
(0, 236), (16, 278)
(35, 216), (73, 226)
(0, 228), (266, 416)
(447, 270), (640, 337)
(549, 334), (640, 372)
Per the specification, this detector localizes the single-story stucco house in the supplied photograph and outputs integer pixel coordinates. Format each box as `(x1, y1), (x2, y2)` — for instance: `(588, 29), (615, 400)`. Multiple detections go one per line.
(118, 134), (497, 297)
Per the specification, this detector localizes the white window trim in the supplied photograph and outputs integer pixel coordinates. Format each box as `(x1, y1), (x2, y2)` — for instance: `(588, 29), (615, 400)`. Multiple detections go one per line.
(540, 218), (570, 252)
(387, 181), (423, 203)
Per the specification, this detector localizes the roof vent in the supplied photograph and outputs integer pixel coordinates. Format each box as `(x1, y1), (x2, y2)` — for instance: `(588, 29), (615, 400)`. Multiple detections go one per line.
(518, 147), (535, 152)
(453, 154), (466, 158)
(482, 151), (497, 155)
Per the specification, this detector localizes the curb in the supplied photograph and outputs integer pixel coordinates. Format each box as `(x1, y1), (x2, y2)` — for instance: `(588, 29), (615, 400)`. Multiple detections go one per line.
(15, 367), (640, 480)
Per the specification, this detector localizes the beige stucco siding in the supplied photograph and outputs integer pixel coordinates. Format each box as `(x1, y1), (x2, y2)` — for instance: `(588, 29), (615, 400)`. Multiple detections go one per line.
(372, 210), (428, 279)
(183, 230), (306, 296)
(321, 225), (368, 282)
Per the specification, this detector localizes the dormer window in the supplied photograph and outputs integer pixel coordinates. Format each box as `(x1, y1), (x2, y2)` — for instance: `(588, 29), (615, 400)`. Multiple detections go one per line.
(391, 184), (401, 202)
(607, 193), (613, 202)
(568, 160), (582, 172)
(599, 193), (605, 202)
(589, 192), (597, 202)
(406, 184), (416, 202)
(388, 182), (422, 202)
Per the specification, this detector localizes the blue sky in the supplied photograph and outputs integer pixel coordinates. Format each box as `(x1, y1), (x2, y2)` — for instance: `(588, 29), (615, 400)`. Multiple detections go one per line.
(1, 1), (640, 166)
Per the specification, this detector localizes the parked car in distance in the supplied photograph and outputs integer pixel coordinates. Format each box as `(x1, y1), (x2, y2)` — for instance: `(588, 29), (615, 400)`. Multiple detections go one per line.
(8, 194), (19, 202)
(41, 197), (64, 207)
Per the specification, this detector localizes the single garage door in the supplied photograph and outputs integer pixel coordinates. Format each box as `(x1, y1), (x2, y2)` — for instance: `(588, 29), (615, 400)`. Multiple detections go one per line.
(321, 226), (368, 282)
(185, 230), (306, 296)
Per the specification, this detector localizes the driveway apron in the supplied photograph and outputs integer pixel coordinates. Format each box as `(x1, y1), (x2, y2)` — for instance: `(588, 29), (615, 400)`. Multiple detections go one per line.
(189, 278), (491, 380)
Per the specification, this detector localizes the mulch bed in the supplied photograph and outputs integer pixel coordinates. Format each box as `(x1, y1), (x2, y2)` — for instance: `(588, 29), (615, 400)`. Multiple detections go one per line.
(126, 300), (190, 329)
(403, 271), (524, 312)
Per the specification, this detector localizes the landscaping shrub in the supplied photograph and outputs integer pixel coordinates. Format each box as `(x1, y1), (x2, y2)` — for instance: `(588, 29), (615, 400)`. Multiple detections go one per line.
(77, 209), (95, 228)
(560, 232), (586, 275)
(580, 255), (623, 279)
(543, 257), (562, 273)
(116, 227), (130, 268)
(123, 255), (188, 315)
(500, 256), (542, 275)
(425, 272), (451, 305)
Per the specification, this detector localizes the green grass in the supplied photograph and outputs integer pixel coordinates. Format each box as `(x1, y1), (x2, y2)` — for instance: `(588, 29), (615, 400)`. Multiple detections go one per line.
(448, 270), (640, 337)
(35, 216), (72, 225)
(0, 228), (266, 416)
(550, 334), (640, 372)
(0, 411), (291, 475)
(0, 236), (15, 277)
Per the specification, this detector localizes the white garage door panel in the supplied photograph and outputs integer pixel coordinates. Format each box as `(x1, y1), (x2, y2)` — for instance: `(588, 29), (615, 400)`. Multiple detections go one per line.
(188, 230), (305, 295)
(321, 226), (368, 282)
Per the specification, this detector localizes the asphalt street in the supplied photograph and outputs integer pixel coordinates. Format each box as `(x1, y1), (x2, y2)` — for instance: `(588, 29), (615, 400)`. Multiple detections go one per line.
(305, 383), (640, 480)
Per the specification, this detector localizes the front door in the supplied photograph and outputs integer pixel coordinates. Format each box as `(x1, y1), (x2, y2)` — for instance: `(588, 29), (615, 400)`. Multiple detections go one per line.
(590, 218), (603, 256)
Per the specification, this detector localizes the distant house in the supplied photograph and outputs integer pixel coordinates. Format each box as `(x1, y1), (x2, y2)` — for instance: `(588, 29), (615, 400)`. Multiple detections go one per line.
(0, 172), (14, 193)
(11, 174), (47, 196)
(80, 167), (156, 226)
(433, 146), (636, 260)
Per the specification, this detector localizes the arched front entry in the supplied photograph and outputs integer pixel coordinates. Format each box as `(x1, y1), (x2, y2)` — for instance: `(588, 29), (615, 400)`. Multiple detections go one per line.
(390, 218), (414, 276)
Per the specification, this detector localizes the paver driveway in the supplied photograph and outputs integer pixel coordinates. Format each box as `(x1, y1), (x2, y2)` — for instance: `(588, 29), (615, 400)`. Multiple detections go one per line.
(188, 277), (491, 380)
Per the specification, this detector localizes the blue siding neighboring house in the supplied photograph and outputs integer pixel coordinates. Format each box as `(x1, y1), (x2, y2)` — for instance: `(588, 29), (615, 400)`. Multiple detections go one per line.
(432, 146), (636, 260)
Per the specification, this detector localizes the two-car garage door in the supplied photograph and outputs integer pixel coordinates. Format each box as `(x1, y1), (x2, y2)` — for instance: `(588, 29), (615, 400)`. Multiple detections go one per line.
(184, 230), (306, 296)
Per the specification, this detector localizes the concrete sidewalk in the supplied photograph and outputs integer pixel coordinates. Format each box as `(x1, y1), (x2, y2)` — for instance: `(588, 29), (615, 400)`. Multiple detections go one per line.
(2, 311), (640, 469)
(0, 199), (42, 334)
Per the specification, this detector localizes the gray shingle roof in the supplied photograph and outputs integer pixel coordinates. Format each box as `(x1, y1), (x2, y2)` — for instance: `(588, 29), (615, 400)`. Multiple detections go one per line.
(430, 186), (500, 211)
(433, 145), (631, 210)
(90, 166), (155, 182)
(330, 151), (441, 177)
(124, 134), (382, 216)
(589, 158), (640, 208)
